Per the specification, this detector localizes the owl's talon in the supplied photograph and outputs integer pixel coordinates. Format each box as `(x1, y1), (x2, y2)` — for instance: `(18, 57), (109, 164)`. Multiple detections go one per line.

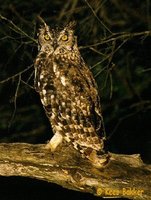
(45, 132), (63, 152)
(88, 150), (110, 168)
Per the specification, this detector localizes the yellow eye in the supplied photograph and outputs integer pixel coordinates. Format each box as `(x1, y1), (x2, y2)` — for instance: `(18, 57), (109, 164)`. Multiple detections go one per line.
(44, 34), (50, 41)
(61, 34), (68, 41)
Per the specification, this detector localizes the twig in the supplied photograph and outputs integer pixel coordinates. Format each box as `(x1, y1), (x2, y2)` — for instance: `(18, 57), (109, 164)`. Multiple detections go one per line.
(21, 80), (34, 90)
(80, 31), (151, 49)
(84, 0), (112, 34)
(0, 14), (37, 43)
(0, 64), (33, 84)
(108, 111), (140, 140)
(8, 75), (21, 128)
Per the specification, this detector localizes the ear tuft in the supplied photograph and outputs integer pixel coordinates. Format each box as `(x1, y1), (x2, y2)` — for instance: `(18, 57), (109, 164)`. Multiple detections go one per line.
(36, 15), (51, 35)
(66, 21), (77, 30)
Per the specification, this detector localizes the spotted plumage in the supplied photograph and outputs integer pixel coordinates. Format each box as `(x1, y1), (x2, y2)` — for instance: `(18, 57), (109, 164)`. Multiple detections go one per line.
(34, 20), (109, 168)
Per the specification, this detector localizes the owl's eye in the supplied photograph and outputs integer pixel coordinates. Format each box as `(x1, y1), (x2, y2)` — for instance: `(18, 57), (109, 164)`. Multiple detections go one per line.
(61, 34), (68, 41)
(44, 34), (50, 41)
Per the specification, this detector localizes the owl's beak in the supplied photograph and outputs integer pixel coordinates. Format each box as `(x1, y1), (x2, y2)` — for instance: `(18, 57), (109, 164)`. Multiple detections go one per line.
(53, 41), (58, 50)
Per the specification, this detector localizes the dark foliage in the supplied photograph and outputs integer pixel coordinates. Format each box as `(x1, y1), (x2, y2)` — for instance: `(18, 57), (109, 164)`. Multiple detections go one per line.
(0, 0), (151, 199)
(0, 0), (151, 158)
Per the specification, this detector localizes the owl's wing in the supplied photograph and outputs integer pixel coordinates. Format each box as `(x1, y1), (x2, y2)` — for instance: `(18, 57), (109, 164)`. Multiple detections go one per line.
(34, 52), (48, 93)
(34, 67), (39, 92)
(79, 59), (106, 139)
(34, 57), (41, 92)
(57, 59), (106, 155)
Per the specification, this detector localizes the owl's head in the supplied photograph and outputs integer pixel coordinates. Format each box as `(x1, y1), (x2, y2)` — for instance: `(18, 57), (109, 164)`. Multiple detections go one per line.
(37, 21), (79, 60)
(37, 22), (54, 54)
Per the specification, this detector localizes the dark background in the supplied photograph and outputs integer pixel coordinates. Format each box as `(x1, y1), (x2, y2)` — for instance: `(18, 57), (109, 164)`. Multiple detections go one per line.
(0, 0), (151, 199)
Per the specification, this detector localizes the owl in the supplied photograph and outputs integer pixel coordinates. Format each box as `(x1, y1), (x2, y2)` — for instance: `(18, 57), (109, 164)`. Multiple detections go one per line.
(34, 20), (109, 168)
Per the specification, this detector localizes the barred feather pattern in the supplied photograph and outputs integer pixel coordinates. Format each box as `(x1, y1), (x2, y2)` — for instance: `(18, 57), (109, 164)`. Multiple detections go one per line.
(34, 22), (109, 168)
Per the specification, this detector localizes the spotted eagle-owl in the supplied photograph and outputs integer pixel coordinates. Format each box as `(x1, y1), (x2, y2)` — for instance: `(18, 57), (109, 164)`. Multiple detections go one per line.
(34, 20), (109, 168)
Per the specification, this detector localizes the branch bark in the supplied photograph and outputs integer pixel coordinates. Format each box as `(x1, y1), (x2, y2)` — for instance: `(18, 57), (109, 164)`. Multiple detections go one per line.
(0, 143), (150, 199)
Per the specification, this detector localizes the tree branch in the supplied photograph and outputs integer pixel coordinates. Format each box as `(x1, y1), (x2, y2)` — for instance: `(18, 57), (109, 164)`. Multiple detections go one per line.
(0, 143), (150, 199)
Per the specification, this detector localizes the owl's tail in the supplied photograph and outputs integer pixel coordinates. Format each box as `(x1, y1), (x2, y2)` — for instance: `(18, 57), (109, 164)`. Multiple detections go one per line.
(88, 150), (110, 168)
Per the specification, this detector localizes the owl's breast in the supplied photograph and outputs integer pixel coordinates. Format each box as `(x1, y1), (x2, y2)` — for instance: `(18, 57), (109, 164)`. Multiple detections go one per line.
(52, 60), (88, 95)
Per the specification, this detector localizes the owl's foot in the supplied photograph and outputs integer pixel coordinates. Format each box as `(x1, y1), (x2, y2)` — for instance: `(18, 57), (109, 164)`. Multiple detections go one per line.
(88, 150), (110, 168)
(45, 132), (63, 152)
